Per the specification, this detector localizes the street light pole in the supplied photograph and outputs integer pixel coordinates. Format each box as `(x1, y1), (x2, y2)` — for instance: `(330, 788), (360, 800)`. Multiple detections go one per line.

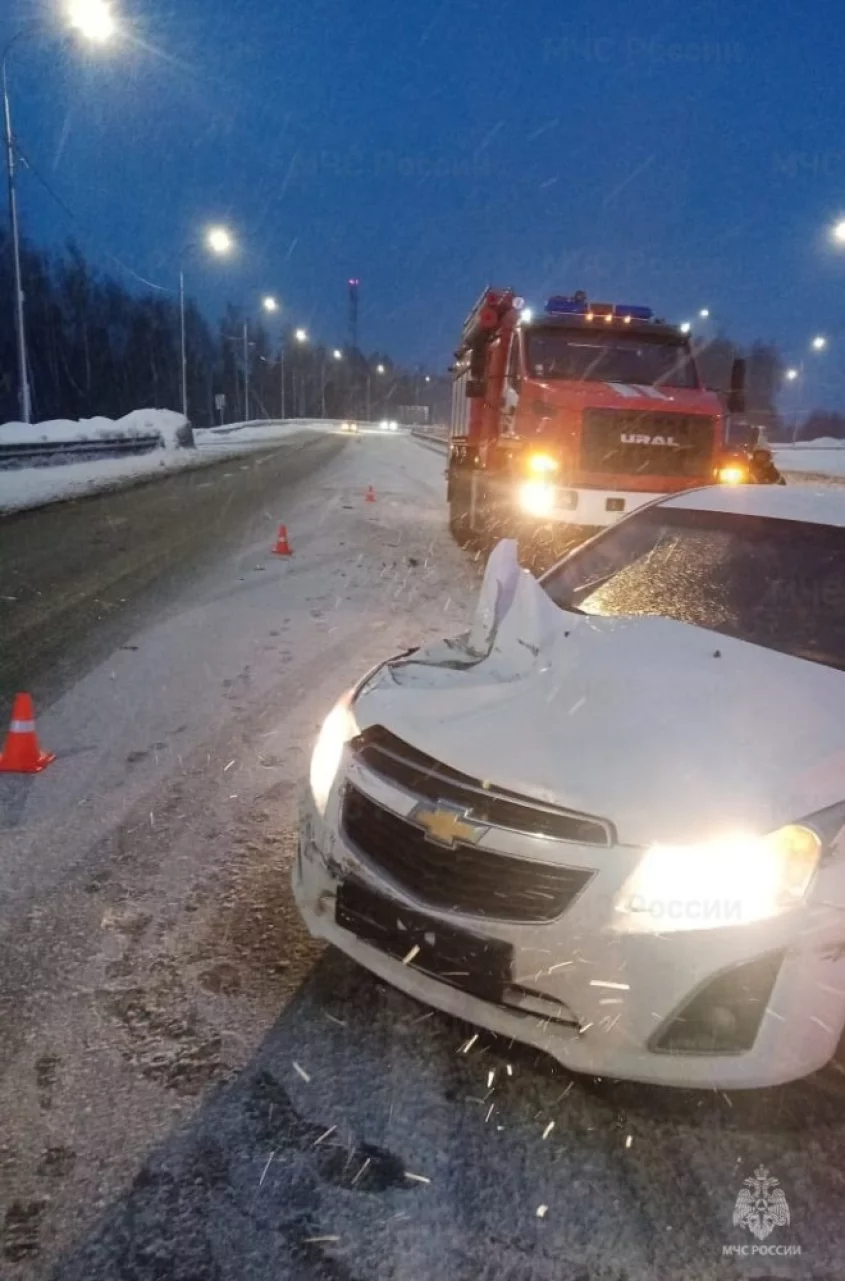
(243, 319), (250, 420)
(179, 226), (233, 421)
(2, 56), (30, 422)
(179, 268), (188, 420)
(280, 345), (285, 420)
(2, 10), (118, 425)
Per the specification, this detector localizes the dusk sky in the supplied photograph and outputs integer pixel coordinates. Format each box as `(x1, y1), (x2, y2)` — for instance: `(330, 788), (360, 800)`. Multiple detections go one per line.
(6, 0), (845, 407)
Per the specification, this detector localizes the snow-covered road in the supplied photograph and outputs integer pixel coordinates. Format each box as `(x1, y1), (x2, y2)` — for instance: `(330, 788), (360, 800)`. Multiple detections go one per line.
(1, 434), (844, 1279)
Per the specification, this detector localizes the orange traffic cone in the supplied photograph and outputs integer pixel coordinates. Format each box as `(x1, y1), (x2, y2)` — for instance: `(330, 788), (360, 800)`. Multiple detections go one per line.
(365, 486), (376, 504)
(0, 693), (56, 774)
(272, 524), (293, 556)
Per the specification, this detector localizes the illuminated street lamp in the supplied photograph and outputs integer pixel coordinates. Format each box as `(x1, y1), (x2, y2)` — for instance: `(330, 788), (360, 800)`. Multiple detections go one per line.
(785, 367), (800, 382)
(811, 334), (828, 352)
(68, 0), (116, 42)
(699, 308), (710, 319)
(333, 348), (343, 360)
(831, 218), (845, 246)
(205, 226), (233, 256)
(295, 328), (308, 343)
(262, 295), (279, 314)
(376, 363), (386, 375)
(179, 225), (235, 419)
(3, 2), (118, 423)
(680, 321), (692, 334)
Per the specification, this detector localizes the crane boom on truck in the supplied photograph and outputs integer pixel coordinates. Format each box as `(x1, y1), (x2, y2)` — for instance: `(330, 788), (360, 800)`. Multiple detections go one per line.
(447, 288), (774, 559)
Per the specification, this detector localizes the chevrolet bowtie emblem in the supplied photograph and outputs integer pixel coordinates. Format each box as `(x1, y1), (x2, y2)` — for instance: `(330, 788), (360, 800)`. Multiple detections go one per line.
(409, 802), (487, 848)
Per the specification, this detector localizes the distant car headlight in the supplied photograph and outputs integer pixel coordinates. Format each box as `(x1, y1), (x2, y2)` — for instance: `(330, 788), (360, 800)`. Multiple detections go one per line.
(380, 420), (389, 430)
(615, 821), (828, 932)
(518, 479), (556, 517)
(309, 692), (358, 815)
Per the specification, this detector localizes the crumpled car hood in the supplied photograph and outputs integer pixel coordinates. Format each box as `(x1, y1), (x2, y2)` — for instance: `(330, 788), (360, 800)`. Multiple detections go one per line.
(355, 541), (845, 846)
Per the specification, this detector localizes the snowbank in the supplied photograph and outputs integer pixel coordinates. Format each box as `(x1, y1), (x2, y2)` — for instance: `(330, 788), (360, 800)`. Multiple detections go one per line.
(0, 449), (209, 515)
(774, 438), (845, 480)
(2, 408), (190, 450)
(0, 416), (339, 515)
(193, 419), (339, 451)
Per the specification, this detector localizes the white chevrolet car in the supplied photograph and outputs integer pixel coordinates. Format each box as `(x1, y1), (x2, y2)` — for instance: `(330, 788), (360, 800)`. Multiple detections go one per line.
(295, 486), (845, 1088)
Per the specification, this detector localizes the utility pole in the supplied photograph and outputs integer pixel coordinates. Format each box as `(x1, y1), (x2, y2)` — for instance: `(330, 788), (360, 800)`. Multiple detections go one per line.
(348, 277), (359, 353)
(3, 59), (31, 423)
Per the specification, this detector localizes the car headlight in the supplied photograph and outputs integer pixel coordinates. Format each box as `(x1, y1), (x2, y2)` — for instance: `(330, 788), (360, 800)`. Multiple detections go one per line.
(309, 692), (358, 815)
(518, 479), (556, 517)
(615, 820), (831, 933)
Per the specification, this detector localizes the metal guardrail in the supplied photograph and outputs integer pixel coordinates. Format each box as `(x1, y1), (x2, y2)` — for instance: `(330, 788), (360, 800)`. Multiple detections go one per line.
(410, 426), (448, 450)
(0, 433), (166, 471)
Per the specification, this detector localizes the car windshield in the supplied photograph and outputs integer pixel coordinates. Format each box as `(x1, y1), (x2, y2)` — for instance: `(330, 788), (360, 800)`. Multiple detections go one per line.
(542, 506), (845, 671)
(526, 329), (698, 388)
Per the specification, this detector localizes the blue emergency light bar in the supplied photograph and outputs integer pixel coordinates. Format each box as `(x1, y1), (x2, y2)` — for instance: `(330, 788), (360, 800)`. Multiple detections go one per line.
(614, 304), (654, 320)
(544, 296), (654, 321)
(545, 296), (588, 315)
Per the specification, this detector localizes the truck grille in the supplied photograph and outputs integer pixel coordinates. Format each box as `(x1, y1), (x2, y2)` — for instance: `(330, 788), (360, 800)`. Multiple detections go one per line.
(351, 726), (613, 847)
(341, 784), (594, 923)
(580, 409), (716, 479)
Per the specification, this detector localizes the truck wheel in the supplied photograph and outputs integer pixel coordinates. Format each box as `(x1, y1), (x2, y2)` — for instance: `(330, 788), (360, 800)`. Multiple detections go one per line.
(448, 472), (473, 545)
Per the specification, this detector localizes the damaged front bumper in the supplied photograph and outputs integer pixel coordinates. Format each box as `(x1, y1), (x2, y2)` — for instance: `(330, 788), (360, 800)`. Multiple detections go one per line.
(294, 755), (845, 1090)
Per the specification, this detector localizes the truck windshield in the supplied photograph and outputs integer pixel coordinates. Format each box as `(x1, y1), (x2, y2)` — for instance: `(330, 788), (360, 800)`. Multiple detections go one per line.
(526, 329), (698, 388)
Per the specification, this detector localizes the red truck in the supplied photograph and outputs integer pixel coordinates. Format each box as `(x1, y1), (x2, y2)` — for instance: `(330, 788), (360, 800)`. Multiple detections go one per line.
(447, 288), (755, 557)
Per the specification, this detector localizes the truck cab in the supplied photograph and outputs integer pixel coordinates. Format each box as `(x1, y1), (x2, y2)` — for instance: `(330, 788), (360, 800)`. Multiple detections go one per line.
(448, 290), (743, 559)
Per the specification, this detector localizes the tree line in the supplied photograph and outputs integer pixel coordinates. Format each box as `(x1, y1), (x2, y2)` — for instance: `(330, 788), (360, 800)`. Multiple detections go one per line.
(0, 233), (426, 427)
(1, 230), (840, 437)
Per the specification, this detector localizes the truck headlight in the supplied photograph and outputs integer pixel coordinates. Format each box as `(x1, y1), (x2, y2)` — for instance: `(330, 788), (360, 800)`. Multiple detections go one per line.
(616, 823), (824, 932)
(518, 479), (556, 517)
(309, 692), (358, 815)
(717, 462), (749, 485)
(527, 453), (559, 474)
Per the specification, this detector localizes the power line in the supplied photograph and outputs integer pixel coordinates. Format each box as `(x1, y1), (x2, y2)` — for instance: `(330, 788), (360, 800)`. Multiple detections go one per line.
(12, 139), (170, 293)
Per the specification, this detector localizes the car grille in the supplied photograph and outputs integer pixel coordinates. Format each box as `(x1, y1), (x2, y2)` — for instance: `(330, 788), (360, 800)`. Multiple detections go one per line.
(580, 409), (716, 479)
(351, 726), (614, 847)
(341, 784), (595, 923)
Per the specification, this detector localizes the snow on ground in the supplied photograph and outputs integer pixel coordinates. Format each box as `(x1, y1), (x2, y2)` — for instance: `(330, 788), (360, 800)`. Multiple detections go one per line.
(5, 435), (845, 1279)
(0, 431), (473, 912)
(0, 416), (341, 515)
(193, 418), (346, 450)
(0, 447), (214, 516)
(774, 437), (845, 480)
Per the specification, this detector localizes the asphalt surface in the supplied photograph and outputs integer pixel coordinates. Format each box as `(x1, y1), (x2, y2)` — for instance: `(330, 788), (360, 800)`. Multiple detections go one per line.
(1, 435), (844, 1281)
(0, 433), (345, 705)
